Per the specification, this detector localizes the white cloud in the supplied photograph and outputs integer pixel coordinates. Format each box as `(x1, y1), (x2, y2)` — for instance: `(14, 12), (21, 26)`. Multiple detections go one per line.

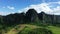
(30, 3), (53, 13)
(18, 7), (30, 13)
(7, 6), (15, 10)
(0, 11), (16, 15)
(0, 6), (15, 15)
(1, 1), (60, 15)
(53, 6), (60, 12)
(57, 1), (60, 4)
(2, 6), (15, 10)
(18, 3), (53, 14)
(18, 1), (60, 15)
(0, 12), (9, 15)
(51, 6), (60, 15)
(0, 12), (2, 15)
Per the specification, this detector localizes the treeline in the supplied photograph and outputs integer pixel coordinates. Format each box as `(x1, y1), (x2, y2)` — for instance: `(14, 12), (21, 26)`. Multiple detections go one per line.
(0, 9), (60, 26)
(0, 9), (40, 26)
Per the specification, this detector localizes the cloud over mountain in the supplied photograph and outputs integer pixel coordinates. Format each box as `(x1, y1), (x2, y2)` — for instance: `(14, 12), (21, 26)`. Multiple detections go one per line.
(19, 1), (60, 15)
(0, 1), (60, 15)
(7, 6), (15, 10)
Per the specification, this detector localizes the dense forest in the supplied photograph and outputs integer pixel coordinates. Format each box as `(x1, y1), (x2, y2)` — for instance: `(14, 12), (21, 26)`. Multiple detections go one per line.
(0, 9), (60, 34)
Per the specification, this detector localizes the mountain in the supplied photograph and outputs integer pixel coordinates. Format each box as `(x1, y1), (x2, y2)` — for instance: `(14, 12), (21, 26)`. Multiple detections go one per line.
(0, 9), (60, 26)
(25, 9), (39, 22)
(38, 11), (60, 26)
(0, 9), (60, 34)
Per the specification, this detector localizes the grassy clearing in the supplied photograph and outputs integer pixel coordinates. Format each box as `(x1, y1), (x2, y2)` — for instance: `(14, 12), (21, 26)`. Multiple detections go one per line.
(6, 24), (41, 34)
(48, 26), (60, 34)
(3, 24), (60, 34)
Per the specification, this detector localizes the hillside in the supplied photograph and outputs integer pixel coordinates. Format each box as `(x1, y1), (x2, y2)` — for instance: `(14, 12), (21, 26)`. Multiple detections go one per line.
(6, 24), (53, 34)
(1, 24), (60, 34)
(0, 9), (60, 34)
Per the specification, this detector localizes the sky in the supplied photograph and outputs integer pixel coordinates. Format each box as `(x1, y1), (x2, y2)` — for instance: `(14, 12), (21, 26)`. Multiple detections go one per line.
(0, 0), (60, 15)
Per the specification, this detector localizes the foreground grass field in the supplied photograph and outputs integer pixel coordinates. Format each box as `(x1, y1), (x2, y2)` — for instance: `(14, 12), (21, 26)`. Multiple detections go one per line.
(48, 26), (60, 34)
(2, 24), (60, 34)
(7, 24), (40, 34)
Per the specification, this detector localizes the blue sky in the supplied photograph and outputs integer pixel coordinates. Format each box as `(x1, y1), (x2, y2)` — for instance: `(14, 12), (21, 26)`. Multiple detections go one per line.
(0, 0), (60, 15)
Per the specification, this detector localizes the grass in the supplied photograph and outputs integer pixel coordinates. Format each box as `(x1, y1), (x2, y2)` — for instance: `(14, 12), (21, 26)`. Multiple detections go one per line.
(48, 26), (60, 34)
(6, 24), (41, 34)
(1, 24), (60, 34)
